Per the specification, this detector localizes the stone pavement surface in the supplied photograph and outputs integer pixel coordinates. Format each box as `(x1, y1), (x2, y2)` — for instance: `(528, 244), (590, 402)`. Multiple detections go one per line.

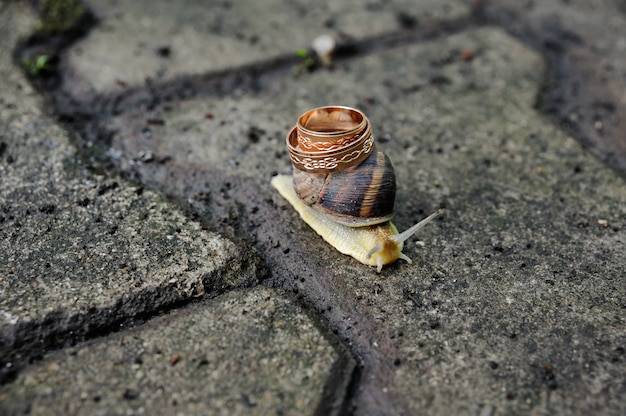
(2, 287), (343, 415)
(1, 1), (625, 415)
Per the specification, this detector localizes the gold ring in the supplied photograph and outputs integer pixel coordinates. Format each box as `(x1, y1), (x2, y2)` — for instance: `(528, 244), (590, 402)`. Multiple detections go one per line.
(287, 106), (374, 173)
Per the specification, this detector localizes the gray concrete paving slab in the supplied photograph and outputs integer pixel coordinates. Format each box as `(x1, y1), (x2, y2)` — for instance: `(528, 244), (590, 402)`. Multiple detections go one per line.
(105, 26), (626, 414)
(482, 0), (626, 170)
(0, 1), (262, 380)
(0, 286), (347, 416)
(63, 0), (469, 95)
(107, 27), (548, 183)
(1, 0), (625, 415)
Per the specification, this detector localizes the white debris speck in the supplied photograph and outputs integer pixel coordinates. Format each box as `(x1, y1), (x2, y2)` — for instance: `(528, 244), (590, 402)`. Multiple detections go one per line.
(2, 311), (19, 325)
(312, 34), (336, 67)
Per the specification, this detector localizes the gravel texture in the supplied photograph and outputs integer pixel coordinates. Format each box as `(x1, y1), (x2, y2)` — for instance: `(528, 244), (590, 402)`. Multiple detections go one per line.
(0, 287), (345, 416)
(1, 0), (625, 415)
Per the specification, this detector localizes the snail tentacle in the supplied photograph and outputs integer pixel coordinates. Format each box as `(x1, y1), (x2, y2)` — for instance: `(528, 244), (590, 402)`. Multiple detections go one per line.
(366, 243), (382, 259)
(398, 253), (412, 264)
(391, 209), (444, 244)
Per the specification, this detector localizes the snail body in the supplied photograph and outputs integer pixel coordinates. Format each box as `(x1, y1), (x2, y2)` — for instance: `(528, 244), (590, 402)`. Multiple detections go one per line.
(272, 175), (442, 272)
(273, 106), (442, 272)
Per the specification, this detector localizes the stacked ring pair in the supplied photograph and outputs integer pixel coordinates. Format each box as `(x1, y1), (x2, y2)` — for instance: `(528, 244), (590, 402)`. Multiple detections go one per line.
(287, 106), (374, 173)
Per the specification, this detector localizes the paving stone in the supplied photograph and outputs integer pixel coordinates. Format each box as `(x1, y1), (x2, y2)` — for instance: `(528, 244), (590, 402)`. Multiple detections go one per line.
(107, 26), (626, 414)
(483, 0), (626, 170)
(0, 286), (346, 416)
(106, 27), (549, 187)
(3, 0), (625, 414)
(0, 2), (262, 377)
(63, 0), (469, 94)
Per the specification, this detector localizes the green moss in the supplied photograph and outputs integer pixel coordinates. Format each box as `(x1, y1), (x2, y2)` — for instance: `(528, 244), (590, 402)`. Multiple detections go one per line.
(294, 49), (310, 60)
(39, 0), (87, 34)
(292, 48), (317, 74)
(22, 54), (53, 75)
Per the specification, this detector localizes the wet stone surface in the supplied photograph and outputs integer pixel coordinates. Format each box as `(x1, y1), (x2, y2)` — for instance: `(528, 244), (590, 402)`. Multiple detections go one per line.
(100, 25), (626, 415)
(1, 0), (626, 415)
(0, 287), (347, 416)
(0, 1), (263, 383)
(64, 0), (469, 95)
(480, 0), (626, 171)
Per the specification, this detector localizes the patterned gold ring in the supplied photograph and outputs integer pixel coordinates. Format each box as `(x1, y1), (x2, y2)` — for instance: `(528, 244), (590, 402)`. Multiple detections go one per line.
(287, 106), (374, 173)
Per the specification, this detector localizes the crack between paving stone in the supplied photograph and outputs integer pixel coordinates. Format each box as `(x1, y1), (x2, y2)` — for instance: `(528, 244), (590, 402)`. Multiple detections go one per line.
(9, 1), (626, 414)
(15, 1), (626, 172)
(474, 2), (626, 175)
(10, 11), (480, 412)
(130, 163), (412, 415)
(0, 254), (264, 385)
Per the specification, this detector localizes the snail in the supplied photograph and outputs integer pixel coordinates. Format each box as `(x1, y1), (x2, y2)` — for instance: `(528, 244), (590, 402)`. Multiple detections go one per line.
(271, 106), (443, 273)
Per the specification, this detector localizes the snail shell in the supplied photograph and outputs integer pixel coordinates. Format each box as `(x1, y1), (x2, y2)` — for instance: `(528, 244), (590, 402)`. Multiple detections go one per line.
(273, 106), (442, 272)
(292, 149), (396, 227)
